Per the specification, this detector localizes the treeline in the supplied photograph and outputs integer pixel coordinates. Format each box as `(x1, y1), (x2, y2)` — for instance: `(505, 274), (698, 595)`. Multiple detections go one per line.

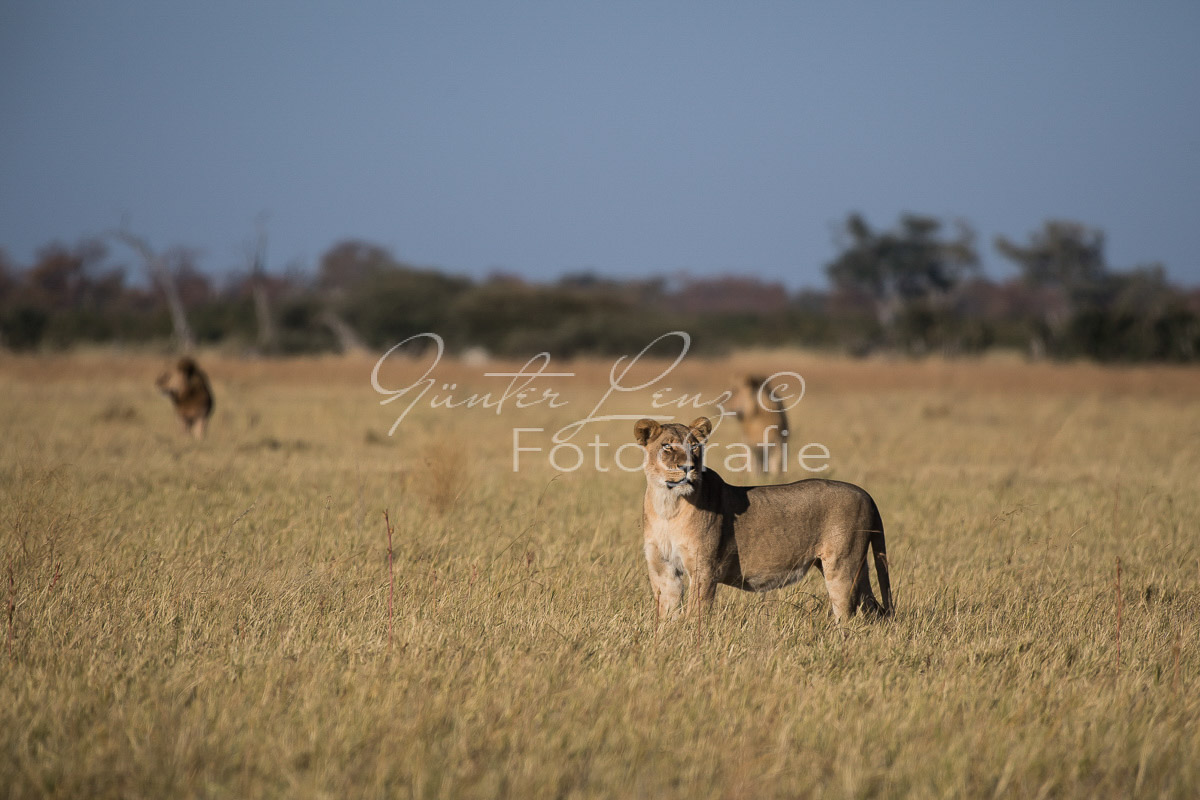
(1, 215), (1197, 361)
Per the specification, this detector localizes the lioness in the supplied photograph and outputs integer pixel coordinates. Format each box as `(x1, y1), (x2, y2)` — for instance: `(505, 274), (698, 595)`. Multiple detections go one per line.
(725, 374), (788, 473)
(155, 356), (214, 440)
(635, 416), (891, 622)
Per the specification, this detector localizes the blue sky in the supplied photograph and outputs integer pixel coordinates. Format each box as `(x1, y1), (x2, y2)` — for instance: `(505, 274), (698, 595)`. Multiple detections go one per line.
(2, 1), (1198, 288)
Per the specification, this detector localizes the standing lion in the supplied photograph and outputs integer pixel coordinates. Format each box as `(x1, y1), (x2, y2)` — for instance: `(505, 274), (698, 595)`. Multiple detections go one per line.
(725, 374), (789, 473)
(155, 356), (214, 440)
(634, 416), (891, 623)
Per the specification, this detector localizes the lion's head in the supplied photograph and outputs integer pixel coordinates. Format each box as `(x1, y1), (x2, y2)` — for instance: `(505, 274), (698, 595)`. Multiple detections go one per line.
(633, 416), (713, 496)
(156, 357), (199, 398)
(725, 374), (782, 421)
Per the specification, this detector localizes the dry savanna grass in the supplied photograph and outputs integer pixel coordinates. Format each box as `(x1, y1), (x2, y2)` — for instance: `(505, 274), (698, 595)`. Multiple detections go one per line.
(1, 347), (1199, 799)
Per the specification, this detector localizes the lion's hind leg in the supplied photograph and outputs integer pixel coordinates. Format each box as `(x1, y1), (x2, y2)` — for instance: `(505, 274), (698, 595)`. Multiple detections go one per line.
(854, 565), (884, 617)
(821, 564), (857, 623)
(821, 550), (876, 622)
(824, 547), (885, 622)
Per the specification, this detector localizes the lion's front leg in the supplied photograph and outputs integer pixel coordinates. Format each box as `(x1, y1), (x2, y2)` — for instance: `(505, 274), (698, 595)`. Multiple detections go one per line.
(645, 542), (684, 621)
(685, 568), (718, 631)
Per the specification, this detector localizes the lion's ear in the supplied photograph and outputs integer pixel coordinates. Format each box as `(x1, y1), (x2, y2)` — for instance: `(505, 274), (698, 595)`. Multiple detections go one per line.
(633, 418), (661, 446)
(689, 416), (713, 442)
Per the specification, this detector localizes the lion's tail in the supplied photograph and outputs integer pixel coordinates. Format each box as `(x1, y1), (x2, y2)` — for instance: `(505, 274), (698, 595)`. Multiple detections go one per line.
(870, 515), (893, 617)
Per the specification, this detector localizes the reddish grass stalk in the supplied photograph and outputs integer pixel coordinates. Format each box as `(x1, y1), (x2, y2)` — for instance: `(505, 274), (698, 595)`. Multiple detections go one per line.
(383, 510), (394, 653)
(1115, 557), (1122, 675)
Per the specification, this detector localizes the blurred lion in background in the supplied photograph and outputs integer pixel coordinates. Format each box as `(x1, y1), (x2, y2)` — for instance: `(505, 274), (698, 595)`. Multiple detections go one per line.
(725, 374), (789, 473)
(156, 356), (214, 440)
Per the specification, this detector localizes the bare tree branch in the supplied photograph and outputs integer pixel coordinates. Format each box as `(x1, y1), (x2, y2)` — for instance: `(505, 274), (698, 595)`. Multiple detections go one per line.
(109, 227), (196, 351)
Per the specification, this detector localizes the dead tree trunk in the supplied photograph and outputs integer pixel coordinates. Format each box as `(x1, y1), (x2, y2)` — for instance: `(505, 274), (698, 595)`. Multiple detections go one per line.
(318, 310), (369, 355)
(249, 218), (277, 353)
(111, 230), (196, 352)
(252, 283), (276, 351)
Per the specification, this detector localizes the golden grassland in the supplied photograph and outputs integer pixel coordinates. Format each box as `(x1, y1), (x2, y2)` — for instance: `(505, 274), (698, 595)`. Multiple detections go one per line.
(2, 348), (1199, 799)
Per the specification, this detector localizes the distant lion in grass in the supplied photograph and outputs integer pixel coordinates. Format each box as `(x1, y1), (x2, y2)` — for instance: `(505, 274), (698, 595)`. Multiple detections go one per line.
(725, 374), (789, 473)
(155, 356), (214, 440)
(635, 416), (891, 623)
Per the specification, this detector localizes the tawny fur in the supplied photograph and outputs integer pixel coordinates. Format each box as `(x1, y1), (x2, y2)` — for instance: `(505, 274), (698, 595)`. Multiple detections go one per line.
(724, 375), (789, 473)
(155, 357), (214, 440)
(635, 416), (891, 623)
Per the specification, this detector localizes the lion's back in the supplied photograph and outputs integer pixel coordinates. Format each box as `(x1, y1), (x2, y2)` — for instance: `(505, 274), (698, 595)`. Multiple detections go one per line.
(729, 477), (879, 537)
